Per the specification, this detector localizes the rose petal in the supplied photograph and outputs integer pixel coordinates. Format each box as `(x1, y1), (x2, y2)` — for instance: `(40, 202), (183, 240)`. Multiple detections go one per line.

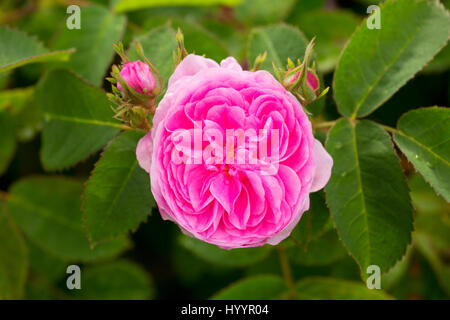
(220, 57), (243, 71)
(278, 165), (301, 206)
(210, 173), (241, 214)
(266, 196), (310, 245)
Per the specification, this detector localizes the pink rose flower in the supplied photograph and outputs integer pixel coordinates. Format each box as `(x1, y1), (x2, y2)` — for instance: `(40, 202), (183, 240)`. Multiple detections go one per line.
(136, 54), (333, 249)
(117, 60), (156, 95)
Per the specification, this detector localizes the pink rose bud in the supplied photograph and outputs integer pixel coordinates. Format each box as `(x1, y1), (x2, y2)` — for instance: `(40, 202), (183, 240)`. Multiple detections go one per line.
(289, 71), (319, 94)
(117, 60), (156, 95)
(136, 54), (333, 249)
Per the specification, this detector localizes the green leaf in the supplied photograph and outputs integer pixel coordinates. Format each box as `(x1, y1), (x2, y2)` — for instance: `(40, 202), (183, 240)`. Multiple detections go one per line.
(50, 4), (126, 86)
(415, 233), (450, 297)
(27, 241), (67, 283)
(243, 251), (283, 277)
(71, 260), (154, 300)
(248, 24), (309, 73)
(409, 174), (450, 296)
(290, 190), (330, 245)
(114, 0), (241, 12)
(444, 0), (450, 10)
(12, 100), (41, 143)
(212, 275), (287, 300)
(17, 5), (66, 48)
(295, 277), (393, 300)
(179, 235), (272, 268)
(0, 87), (40, 143)
(83, 131), (154, 246)
(127, 25), (177, 86)
(325, 119), (413, 277)
(0, 71), (10, 89)
(334, 0), (450, 118)
(35, 69), (121, 170)
(235, 0), (297, 25)
(0, 86), (34, 112)
(287, 230), (347, 267)
(381, 246), (413, 291)
(26, 281), (58, 300)
(0, 200), (28, 299)
(294, 9), (360, 73)
(0, 111), (16, 175)
(201, 20), (246, 59)
(424, 44), (450, 73)
(25, 241), (69, 300)
(7, 176), (130, 262)
(394, 107), (450, 202)
(354, 0), (384, 4)
(0, 27), (74, 73)
(287, 0), (326, 21)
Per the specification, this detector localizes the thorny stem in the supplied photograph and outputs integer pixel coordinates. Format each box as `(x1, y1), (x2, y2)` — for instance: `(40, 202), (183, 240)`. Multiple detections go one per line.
(277, 245), (297, 299)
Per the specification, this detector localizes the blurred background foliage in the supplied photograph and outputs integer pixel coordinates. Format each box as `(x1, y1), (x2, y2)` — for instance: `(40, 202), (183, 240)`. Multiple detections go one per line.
(0, 0), (448, 300)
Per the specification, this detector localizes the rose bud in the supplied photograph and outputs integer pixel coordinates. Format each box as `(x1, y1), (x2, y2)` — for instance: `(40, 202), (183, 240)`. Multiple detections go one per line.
(136, 54), (333, 249)
(306, 71), (319, 92)
(276, 38), (329, 106)
(288, 70), (320, 93)
(107, 42), (164, 130)
(117, 60), (156, 96)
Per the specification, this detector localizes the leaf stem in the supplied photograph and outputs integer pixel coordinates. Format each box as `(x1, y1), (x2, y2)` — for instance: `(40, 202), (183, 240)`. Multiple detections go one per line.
(277, 245), (297, 299)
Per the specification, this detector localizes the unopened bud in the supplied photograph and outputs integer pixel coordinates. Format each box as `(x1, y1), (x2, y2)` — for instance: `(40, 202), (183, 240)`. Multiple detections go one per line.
(276, 38), (328, 106)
